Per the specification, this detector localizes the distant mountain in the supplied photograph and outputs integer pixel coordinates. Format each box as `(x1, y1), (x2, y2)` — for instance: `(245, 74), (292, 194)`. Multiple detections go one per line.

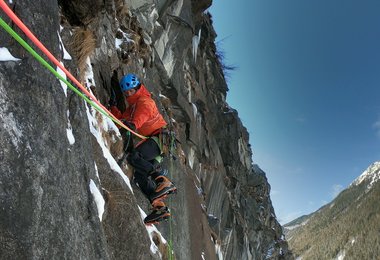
(351, 162), (380, 190)
(284, 162), (380, 259)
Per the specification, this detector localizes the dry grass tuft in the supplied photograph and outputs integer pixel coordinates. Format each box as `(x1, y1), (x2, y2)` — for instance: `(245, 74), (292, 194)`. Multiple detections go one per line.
(103, 189), (117, 212)
(125, 165), (134, 180)
(115, 0), (129, 19)
(152, 231), (175, 260)
(70, 28), (96, 81)
(160, 95), (172, 111)
(105, 189), (135, 211)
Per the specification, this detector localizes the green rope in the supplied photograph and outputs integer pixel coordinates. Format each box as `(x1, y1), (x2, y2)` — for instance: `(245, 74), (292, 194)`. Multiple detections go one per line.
(0, 16), (121, 127)
(168, 204), (174, 260)
(167, 160), (175, 260)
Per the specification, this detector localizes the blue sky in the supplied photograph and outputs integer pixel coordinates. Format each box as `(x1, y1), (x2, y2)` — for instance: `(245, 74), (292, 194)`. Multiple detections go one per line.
(210, 0), (380, 224)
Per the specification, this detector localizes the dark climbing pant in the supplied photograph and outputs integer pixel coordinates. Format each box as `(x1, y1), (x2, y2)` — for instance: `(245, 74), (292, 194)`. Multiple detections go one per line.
(127, 138), (161, 197)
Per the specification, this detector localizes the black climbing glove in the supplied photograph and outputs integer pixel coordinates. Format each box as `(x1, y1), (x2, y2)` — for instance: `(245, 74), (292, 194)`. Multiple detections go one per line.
(108, 97), (117, 107)
(121, 120), (136, 131)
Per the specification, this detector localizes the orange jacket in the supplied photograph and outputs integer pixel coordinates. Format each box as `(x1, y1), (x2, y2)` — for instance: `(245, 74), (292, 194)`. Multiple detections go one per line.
(110, 84), (167, 136)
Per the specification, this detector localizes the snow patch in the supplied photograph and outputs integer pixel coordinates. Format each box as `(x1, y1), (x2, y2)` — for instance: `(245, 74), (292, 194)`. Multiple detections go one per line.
(57, 62), (67, 96)
(115, 29), (134, 49)
(335, 250), (345, 260)
(66, 110), (75, 145)
(138, 207), (168, 255)
(215, 243), (223, 260)
(188, 147), (195, 169)
(84, 57), (95, 87)
(115, 38), (123, 49)
(57, 31), (72, 60)
(191, 102), (198, 119)
(351, 161), (380, 191)
(0, 47), (20, 61)
(89, 179), (105, 221)
(192, 29), (201, 62)
(66, 128), (75, 145)
(94, 162), (99, 179)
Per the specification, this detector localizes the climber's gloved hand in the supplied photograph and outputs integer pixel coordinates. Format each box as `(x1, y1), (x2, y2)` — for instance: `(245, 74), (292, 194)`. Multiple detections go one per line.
(108, 97), (117, 107)
(121, 120), (136, 131)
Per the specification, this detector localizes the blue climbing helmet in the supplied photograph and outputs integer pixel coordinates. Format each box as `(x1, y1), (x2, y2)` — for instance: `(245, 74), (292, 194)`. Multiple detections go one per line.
(120, 73), (140, 92)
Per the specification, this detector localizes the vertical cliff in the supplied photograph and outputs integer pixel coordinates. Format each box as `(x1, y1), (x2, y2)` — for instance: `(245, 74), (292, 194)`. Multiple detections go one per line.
(0, 0), (292, 259)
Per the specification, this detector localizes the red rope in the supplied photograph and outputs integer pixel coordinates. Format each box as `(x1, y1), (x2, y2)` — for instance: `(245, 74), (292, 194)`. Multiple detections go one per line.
(0, 0), (146, 139)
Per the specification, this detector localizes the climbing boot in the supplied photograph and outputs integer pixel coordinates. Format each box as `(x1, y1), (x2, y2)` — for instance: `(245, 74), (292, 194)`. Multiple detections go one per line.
(144, 201), (171, 225)
(149, 176), (177, 203)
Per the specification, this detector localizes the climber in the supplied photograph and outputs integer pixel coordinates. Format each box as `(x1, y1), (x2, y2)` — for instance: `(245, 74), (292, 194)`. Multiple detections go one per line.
(110, 73), (177, 225)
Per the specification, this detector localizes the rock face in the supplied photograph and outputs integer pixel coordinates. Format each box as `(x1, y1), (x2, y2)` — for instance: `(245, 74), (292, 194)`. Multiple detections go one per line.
(0, 0), (292, 259)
